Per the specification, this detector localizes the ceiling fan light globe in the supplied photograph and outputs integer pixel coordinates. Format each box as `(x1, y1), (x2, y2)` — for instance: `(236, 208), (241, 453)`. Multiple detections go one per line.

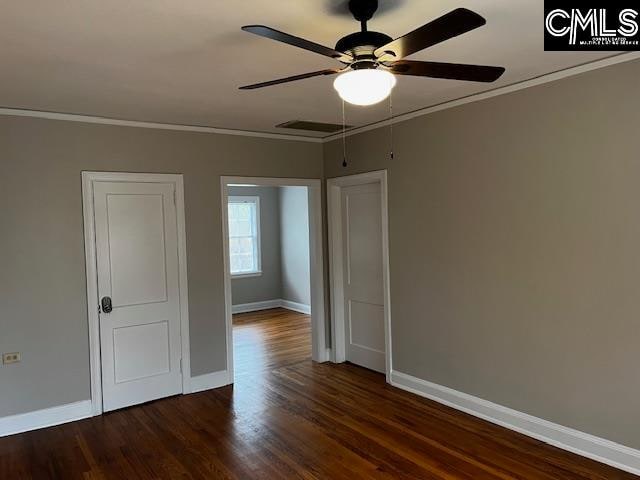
(333, 69), (396, 106)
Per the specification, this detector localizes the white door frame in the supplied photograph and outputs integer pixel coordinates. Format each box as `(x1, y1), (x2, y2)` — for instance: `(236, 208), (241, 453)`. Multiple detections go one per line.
(82, 171), (191, 415)
(327, 170), (392, 382)
(220, 176), (328, 380)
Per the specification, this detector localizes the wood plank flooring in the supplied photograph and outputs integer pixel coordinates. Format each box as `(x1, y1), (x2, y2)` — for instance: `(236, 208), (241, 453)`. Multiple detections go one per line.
(0, 308), (635, 479)
(233, 308), (312, 376)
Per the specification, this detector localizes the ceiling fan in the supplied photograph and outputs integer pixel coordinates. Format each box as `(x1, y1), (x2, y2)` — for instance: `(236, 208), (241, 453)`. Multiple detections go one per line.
(239, 0), (505, 106)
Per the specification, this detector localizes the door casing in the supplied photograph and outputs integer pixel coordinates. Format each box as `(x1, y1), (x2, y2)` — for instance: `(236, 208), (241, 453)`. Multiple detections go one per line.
(327, 170), (392, 382)
(82, 171), (191, 416)
(220, 176), (328, 381)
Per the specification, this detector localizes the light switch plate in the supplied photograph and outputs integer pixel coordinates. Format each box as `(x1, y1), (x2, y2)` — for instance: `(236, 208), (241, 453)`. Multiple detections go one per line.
(2, 352), (21, 364)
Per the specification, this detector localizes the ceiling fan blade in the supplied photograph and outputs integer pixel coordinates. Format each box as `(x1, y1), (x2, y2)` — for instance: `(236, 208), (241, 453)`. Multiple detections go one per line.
(239, 69), (342, 90)
(242, 25), (353, 63)
(375, 8), (486, 60)
(388, 60), (505, 83)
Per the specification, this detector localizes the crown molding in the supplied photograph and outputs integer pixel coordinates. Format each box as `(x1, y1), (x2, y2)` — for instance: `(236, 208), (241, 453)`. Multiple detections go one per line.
(0, 107), (324, 143)
(2, 52), (639, 145)
(322, 52), (640, 142)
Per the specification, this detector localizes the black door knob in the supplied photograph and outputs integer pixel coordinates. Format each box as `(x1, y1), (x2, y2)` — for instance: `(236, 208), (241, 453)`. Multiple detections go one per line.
(101, 296), (113, 314)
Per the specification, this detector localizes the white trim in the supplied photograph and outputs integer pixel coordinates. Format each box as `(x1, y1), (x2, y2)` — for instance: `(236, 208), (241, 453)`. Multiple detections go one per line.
(390, 371), (640, 477)
(220, 181), (235, 382)
(228, 195), (262, 276)
(307, 181), (329, 363)
(81, 175), (102, 416)
(0, 400), (92, 437)
(174, 177), (192, 395)
(281, 299), (312, 315)
(190, 370), (232, 394)
(231, 299), (311, 314)
(81, 171), (192, 414)
(327, 170), (392, 382)
(232, 299), (282, 314)
(223, 176), (324, 188)
(231, 271), (263, 279)
(221, 176), (329, 371)
(0, 107), (322, 143)
(323, 52), (640, 142)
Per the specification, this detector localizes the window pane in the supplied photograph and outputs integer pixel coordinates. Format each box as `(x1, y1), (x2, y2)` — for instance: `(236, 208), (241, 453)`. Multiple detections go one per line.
(228, 204), (239, 225)
(229, 219), (252, 237)
(236, 203), (252, 220)
(228, 203), (251, 221)
(229, 236), (254, 255)
(228, 198), (259, 274)
(228, 203), (255, 237)
(230, 254), (243, 273)
(230, 253), (255, 273)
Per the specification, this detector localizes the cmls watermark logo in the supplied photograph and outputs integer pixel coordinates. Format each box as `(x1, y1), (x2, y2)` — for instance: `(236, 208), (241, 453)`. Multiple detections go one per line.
(544, 2), (640, 50)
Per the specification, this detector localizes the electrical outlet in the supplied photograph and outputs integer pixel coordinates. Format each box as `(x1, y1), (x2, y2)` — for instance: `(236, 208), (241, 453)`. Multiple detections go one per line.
(2, 352), (21, 364)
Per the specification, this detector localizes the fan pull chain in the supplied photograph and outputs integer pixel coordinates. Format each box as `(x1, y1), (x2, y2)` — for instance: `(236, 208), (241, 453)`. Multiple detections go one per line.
(389, 93), (394, 161)
(342, 99), (347, 167)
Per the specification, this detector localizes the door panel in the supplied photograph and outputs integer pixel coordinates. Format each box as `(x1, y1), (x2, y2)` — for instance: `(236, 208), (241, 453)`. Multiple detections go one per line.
(345, 191), (384, 304)
(113, 321), (170, 383)
(348, 300), (385, 353)
(342, 182), (385, 373)
(93, 181), (182, 412)
(107, 194), (168, 307)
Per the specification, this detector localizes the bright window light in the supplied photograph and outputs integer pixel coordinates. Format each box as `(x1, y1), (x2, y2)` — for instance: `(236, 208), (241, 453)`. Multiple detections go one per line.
(228, 196), (261, 276)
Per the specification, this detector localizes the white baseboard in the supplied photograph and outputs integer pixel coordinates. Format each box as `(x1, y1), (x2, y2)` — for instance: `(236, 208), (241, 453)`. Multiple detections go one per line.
(281, 299), (312, 314)
(322, 348), (332, 363)
(190, 370), (232, 393)
(0, 400), (93, 438)
(232, 299), (282, 314)
(0, 371), (232, 437)
(390, 371), (640, 476)
(232, 299), (311, 315)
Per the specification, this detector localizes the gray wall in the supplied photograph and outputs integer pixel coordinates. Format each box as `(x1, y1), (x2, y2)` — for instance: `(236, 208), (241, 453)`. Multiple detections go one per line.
(279, 187), (311, 306)
(229, 186), (282, 305)
(0, 115), (322, 417)
(324, 59), (640, 450)
(228, 185), (312, 307)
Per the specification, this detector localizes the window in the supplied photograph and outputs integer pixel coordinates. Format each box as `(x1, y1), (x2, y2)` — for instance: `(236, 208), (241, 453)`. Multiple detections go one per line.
(228, 196), (261, 276)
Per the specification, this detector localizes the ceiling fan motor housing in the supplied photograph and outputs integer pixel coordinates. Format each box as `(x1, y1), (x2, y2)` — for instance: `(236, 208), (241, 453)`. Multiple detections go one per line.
(335, 31), (392, 67)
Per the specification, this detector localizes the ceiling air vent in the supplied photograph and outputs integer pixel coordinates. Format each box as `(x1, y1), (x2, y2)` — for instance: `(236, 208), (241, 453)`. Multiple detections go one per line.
(276, 120), (353, 133)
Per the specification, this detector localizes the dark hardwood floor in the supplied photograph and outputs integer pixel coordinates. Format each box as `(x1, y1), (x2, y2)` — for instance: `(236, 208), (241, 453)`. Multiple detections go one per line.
(233, 308), (312, 377)
(0, 308), (635, 479)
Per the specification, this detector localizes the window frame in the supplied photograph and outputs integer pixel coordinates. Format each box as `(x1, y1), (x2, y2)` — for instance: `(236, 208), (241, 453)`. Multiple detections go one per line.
(227, 195), (262, 278)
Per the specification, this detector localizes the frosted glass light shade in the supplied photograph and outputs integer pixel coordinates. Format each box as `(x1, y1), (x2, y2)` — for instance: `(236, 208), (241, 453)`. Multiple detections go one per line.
(333, 69), (396, 106)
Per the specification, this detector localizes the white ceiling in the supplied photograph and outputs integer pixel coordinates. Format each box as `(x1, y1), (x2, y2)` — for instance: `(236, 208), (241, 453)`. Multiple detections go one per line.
(0, 1), (616, 138)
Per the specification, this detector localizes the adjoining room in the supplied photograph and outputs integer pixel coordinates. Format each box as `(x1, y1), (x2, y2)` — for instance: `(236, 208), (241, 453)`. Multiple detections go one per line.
(226, 184), (313, 378)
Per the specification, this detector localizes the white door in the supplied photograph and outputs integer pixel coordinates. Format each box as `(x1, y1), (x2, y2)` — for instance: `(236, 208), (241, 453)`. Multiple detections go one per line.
(93, 181), (183, 412)
(341, 182), (385, 373)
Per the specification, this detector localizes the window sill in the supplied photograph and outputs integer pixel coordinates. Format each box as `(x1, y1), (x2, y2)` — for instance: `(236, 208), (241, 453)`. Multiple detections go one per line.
(231, 271), (263, 279)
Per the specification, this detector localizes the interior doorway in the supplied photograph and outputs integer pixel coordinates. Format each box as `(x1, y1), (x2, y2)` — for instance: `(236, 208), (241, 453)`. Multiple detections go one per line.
(220, 177), (326, 381)
(327, 170), (392, 381)
(82, 172), (191, 415)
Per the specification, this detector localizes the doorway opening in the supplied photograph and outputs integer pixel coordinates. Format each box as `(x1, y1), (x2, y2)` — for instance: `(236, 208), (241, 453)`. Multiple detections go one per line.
(220, 177), (326, 382)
